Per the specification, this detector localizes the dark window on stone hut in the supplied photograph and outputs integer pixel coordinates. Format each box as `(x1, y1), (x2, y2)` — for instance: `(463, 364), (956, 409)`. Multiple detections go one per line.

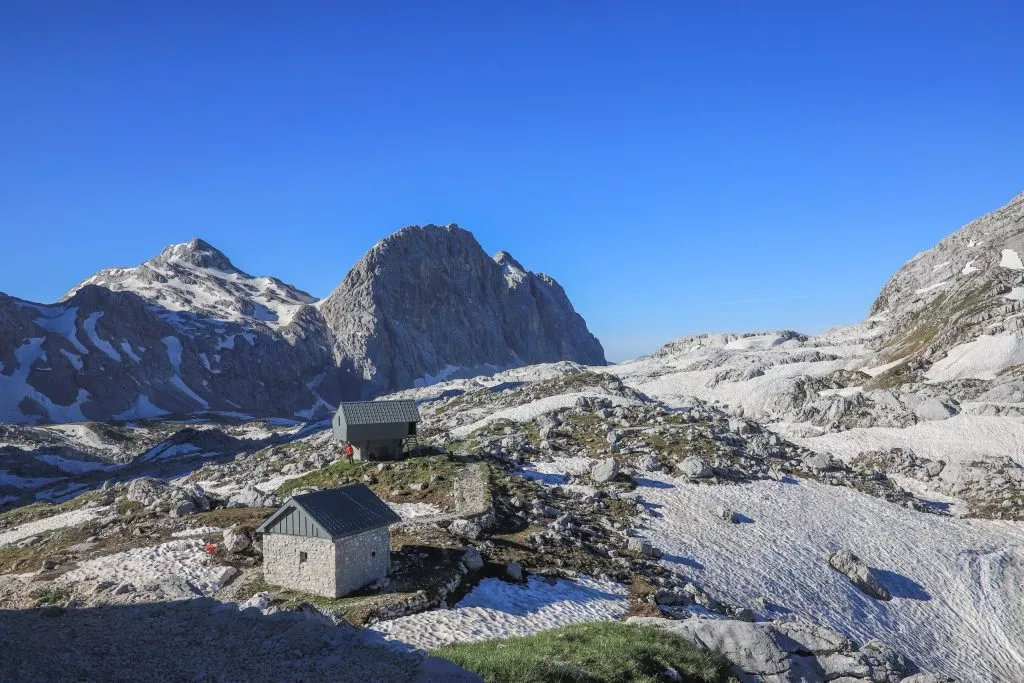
(299, 551), (308, 564)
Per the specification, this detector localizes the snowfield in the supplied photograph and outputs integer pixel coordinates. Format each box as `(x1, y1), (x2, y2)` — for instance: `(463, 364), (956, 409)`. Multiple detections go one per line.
(449, 392), (644, 438)
(632, 474), (1024, 682)
(54, 539), (237, 596)
(0, 507), (110, 548)
(789, 414), (1024, 468)
(925, 332), (1024, 381)
(371, 574), (628, 649)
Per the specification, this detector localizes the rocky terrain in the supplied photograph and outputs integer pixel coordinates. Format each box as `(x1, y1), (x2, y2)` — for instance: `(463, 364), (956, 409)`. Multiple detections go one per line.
(0, 227), (604, 425)
(2, 193), (1024, 681)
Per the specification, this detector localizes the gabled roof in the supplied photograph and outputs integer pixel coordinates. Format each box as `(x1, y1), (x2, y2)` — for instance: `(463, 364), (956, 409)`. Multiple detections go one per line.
(336, 400), (420, 425)
(256, 484), (401, 539)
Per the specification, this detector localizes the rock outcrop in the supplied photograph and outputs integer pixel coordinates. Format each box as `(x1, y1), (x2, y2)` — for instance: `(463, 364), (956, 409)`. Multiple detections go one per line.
(868, 191), (1024, 382)
(318, 224), (606, 398)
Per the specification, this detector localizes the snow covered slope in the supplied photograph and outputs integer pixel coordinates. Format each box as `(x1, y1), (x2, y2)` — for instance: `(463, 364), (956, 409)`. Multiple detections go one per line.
(65, 239), (316, 330)
(0, 240), (339, 424)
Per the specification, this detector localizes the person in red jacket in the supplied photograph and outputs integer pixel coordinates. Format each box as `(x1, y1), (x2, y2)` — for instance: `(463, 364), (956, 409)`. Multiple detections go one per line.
(344, 443), (354, 461)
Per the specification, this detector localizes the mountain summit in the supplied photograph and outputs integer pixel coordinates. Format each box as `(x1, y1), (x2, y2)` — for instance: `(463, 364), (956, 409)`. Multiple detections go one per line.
(319, 224), (606, 397)
(0, 226), (604, 423)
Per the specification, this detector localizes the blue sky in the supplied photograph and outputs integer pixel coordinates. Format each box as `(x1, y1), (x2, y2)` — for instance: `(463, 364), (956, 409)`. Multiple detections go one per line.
(2, 2), (1022, 361)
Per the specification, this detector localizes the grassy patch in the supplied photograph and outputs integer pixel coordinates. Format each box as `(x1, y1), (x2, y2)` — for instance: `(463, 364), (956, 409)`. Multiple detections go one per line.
(432, 621), (730, 683)
(29, 586), (72, 606)
(275, 454), (461, 509)
(191, 506), (277, 532)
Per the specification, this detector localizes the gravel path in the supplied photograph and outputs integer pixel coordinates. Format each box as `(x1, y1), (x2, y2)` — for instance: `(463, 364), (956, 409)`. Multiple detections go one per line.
(0, 598), (479, 682)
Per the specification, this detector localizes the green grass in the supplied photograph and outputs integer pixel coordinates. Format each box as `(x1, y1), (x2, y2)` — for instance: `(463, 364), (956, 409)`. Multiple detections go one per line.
(274, 454), (461, 508)
(29, 586), (72, 606)
(432, 621), (731, 683)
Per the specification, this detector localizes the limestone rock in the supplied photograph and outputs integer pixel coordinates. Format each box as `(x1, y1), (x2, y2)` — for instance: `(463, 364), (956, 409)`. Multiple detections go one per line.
(227, 485), (278, 509)
(222, 527), (251, 553)
(448, 519), (483, 541)
(590, 458), (620, 484)
(825, 549), (892, 601)
(318, 225), (606, 398)
(461, 547), (484, 572)
(678, 456), (713, 479)
(125, 478), (168, 507)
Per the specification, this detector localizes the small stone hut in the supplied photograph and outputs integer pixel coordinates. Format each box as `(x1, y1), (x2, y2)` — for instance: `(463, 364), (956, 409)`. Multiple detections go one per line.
(331, 400), (420, 461)
(256, 485), (401, 598)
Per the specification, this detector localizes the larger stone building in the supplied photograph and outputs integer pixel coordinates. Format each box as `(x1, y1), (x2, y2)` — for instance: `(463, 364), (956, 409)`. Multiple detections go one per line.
(256, 485), (401, 598)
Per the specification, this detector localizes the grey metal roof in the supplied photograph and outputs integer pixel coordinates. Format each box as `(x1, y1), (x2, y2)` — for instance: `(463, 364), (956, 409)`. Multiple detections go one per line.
(337, 400), (420, 426)
(257, 484), (401, 539)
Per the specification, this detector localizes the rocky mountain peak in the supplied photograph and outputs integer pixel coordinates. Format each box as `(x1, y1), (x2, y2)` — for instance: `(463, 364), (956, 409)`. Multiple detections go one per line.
(319, 224), (606, 398)
(153, 238), (238, 272)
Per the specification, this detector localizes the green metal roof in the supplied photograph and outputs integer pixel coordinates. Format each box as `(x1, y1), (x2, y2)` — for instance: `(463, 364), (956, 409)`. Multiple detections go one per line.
(256, 484), (401, 539)
(337, 400), (420, 426)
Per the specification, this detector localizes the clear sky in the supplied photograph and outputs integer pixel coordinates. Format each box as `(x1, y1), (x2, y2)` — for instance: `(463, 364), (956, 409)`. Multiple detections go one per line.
(2, 2), (1022, 361)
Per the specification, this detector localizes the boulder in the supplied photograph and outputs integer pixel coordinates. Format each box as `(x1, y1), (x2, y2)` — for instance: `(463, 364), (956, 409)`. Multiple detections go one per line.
(636, 454), (662, 472)
(461, 547), (484, 572)
(628, 617), (790, 681)
(915, 398), (957, 421)
(804, 452), (838, 472)
(222, 527), (251, 553)
(773, 619), (852, 655)
(591, 458), (620, 484)
(825, 549), (892, 601)
(626, 537), (662, 558)
(125, 477), (169, 507)
(716, 506), (739, 523)
(448, 519), (482, 540)
(227, 485), (278, 509)
(678, 456), (713, 479)
(506, 562), (523, 581)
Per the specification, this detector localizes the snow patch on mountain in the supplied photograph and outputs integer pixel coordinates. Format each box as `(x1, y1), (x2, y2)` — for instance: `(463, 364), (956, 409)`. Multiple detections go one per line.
(926, 332), (1024, 381)
(1000, 249), (1024, 270)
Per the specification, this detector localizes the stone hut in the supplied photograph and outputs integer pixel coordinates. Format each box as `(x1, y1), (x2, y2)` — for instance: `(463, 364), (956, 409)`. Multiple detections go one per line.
(256, 485), (401, 598)
(331, 400), (421, 461)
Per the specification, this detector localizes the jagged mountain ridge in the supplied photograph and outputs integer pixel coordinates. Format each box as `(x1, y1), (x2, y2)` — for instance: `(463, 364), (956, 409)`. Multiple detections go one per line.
(0, 229), (605, 423)
(318, 224), (606, 398)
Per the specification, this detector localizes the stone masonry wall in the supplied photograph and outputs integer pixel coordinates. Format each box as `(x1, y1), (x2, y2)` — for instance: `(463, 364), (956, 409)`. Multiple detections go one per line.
(335, 527), (391, 596)
(263, 534), (337, 598)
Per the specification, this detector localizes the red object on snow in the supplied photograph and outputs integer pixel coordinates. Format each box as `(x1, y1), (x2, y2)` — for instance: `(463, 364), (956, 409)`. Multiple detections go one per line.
(205, 543), (218, 554)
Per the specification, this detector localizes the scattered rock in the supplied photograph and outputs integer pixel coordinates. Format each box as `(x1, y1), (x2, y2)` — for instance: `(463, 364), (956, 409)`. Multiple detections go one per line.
(227, 485), (278, 509)
(222, 526), (251, 553)
(125, 477), (169, 507)
(506, 562), (523, 581)
(590, 458), (620, 484)
(461, 547), (484, 572)
(627, 537), (662, 558)
(448, 519), (482, 541)
(677, 456), (713, 479)
(825, 549), (892, 601)
(716, 506), (739, 523)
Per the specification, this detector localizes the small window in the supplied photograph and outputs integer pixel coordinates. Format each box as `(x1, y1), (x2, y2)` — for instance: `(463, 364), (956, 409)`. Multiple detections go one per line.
(299, 551), (308, 564)
(371, 550), (376, 557)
